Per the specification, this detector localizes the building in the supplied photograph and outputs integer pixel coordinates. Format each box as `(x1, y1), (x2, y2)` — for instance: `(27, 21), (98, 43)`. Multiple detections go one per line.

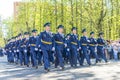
(13, 2), (22, 19)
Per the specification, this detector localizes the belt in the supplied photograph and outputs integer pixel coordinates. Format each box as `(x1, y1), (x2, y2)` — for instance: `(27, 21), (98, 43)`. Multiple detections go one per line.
(98, 44), (104, 46)
(82, 44), (87, 46)
(31, 44), (36, 46)
(89, 44), (95, 46)
(41, 40), (52, 45)
(55, 41), (64, 44)
(71, 42), (77, 45)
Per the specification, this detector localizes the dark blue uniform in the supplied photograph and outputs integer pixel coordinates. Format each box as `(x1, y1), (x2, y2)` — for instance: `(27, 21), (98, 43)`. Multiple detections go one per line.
(89, 37), (99, 63)
(54, 33), (64, 68)
(39, 31), (54, 70)
(5, 43), (10, 62)
(15, 40), (20, 64)
(0, 48), (3, 57)
(18, 39), (25, 65)
(64, 36), (71, 64)
(80, 36), (91, 65)
(36, 36), (43, 66)
(23, 38), (30, 66)
(7, 42), (14, 63)
(69, 34), (79, 67)
(29, 36), (38, 67)
(12, 41), (17, 62)
(97, 38), (107, 62)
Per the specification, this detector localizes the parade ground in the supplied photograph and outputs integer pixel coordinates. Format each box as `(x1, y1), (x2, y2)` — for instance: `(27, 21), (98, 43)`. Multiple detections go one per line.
(0, 56), (120, 80)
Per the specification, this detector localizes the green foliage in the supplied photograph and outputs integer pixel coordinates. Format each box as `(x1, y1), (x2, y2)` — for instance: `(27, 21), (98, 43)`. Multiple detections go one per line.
(3, 0), (120, 40)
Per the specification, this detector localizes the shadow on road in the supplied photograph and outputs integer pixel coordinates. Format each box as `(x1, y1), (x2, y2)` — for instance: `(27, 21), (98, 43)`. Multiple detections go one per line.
(0, 56), (120, 80)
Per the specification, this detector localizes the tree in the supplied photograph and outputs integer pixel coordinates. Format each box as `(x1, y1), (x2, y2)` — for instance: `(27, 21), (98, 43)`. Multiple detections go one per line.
(3, 0), (120, 41)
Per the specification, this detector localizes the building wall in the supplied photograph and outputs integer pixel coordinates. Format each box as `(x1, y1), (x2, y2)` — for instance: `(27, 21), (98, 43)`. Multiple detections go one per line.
(14, 2), (21, 19)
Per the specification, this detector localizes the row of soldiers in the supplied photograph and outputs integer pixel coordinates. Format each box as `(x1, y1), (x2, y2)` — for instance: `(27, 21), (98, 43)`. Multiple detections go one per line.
(5, 22), (108, 72)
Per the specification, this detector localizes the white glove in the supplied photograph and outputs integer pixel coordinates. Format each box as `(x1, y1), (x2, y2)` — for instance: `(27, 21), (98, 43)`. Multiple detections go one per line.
(39, 49), (42, 52)
(94, 39), (97, 42)
(79, 47), (81, 50)
(64, 44), (67, 47)
(24, 50), (27, 53)
(87, 40), (90, 42)
(35, 48), (38, 51)
(95, 47), (97, 53)
(67, 48), (70, 51)
(14, 50), (16, 53)
(17, 50), (19, 52)
(38, 45), (40, 48)
(77, 49), (79, 51)
(52, 47), (55, 51)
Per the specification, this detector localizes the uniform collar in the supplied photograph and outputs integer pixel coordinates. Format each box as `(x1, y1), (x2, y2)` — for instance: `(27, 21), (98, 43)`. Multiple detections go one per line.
(71, 33), (77, 36)
(58, 32), (64, 38)
(83, 35), (87, 37)
(45, 30), (50, 33)
(33, 36), (37, 38)
(26, 38), (29, 40)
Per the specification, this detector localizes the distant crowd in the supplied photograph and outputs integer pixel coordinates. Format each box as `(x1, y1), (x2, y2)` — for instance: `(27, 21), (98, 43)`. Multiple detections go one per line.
(106, 40), (120, 61)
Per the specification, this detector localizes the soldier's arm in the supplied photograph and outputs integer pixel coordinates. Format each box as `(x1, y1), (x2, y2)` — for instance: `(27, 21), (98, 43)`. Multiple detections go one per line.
(36, 36), (41, 48)
(52, 34), (55, 48)
(39, 32), (43, 46)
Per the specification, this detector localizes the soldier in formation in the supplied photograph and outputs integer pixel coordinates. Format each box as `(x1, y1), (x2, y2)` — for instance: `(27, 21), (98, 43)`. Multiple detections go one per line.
(5, 22), (110, 72)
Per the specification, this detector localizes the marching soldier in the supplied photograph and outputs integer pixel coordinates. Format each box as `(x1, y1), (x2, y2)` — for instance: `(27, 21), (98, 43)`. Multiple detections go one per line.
(12, 37), (17, 63)
(80, 29), (91, 66)
(29, 29), (38, 69)
(64, 33), (71, 64)
(89, 32), (100, 64)
(5, 39), (11, 62)
(9, 37), (15, 63)
(69, 27), (80, 68)
(39, 22), (55, 72)
(18, 34), (24, 66)
(9, 38), (15, 63)
(97, 32), (108, 63)
(54, 25), (65, 70)
(14, 36), (19, 64)
(16, 34), (21, 64)
(23, 32), (30, 67)
(36, 34), (43, 66)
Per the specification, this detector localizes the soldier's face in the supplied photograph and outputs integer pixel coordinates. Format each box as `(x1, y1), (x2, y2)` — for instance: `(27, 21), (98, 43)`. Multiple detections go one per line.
(67, 36), (70, 39)
(20, 36), (23, 39)
(83, 32), (87, 36)
(25, 35), (29, 38)
(91, 34), (94, 37)
(58, 28), (64, 33)
(100, 35), (103, 38)
(33, 32), (37, 36)
(72, 30), (77, 34)
(45, 26), (50, 31)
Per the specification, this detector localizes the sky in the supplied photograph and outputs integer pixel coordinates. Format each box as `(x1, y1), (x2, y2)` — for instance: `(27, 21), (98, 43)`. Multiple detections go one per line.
(0, 0), (21, 19)
(0, 0), (22, 38)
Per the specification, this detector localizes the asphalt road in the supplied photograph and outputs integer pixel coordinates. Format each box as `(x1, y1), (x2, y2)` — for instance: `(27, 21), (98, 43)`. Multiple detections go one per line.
(0, 56), (120, 80)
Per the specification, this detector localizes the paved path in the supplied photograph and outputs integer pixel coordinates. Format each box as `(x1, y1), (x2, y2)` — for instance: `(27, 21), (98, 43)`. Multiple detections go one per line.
(0, 56), (120, 80)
